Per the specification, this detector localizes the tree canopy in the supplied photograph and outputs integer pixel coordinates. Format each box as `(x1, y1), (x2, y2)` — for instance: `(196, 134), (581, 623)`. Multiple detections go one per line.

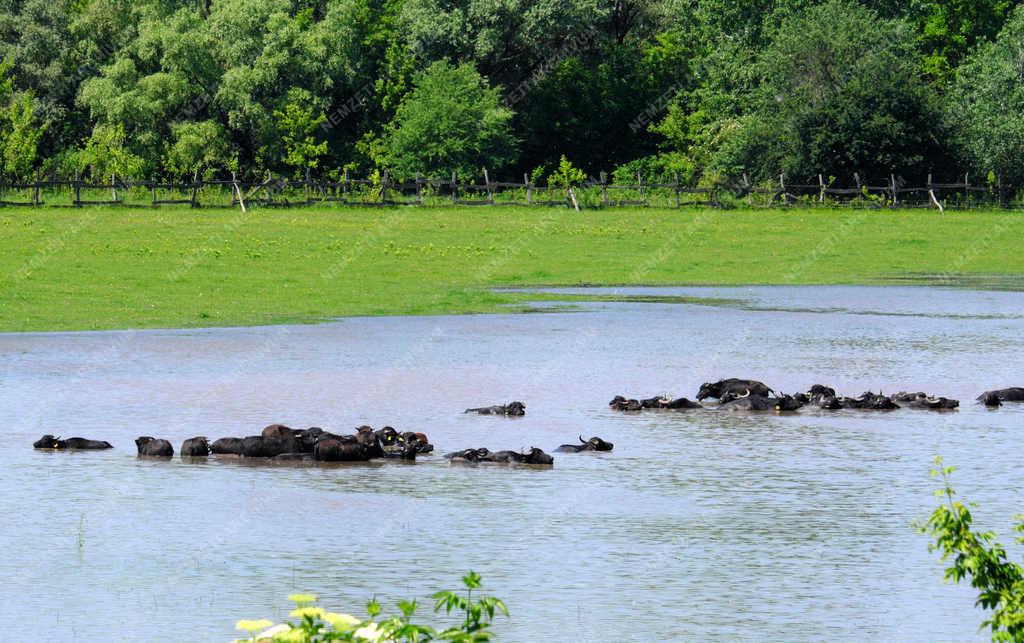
(0, 0), (1021, 183)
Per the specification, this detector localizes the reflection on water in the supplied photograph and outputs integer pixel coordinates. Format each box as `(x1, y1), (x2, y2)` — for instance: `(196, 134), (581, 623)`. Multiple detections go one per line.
(1, 286), (1023, 642)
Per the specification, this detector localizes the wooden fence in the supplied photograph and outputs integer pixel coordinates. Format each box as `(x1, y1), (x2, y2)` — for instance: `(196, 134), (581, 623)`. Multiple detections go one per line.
(0, 169), (1015, 211)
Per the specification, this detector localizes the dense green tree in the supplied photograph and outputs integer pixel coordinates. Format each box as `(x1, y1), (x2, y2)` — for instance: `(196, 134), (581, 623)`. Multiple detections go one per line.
(946, 5), (1024, 186)
(910, 0), (1016, 83)
(377, 60), (516, 178)
(0, 60), (46, 180)
(687, 0), (943, 181)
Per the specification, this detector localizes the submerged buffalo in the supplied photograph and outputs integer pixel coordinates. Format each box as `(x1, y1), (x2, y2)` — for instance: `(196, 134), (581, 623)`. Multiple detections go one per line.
(977, 388), (1024, 405)
(135, 436), (173, 457)
(555, 436), (614, 453)
(795, 385), (837, 405)
(891, 392), (959, 410)
(465, 401), (526, 416)
(611, 395), (701, 411)
(609, 396), (642, 411)
(181, 436), (211, 457)
(444, 446), (553, 465)
(718, 392), (803, 412)
(444, 447), (492, 462)
(33, 434), (112, 450)
(818, 391), (899, 410)
(697, 379), (774, 402)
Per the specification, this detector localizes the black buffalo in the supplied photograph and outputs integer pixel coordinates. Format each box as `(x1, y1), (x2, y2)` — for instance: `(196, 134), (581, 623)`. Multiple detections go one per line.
(314, 437), (371, 462)
(33, 434), (112, 450)
(609, 396), (642, 411)
(555, 436), (614, 453)
(697, 379), (774, 402)
(891, 392), (959, 410)
(210, 437), (244, 455)
(718, 392), (803, 411)
(444, 447), (553, 465)
(401, 431), (434, 453)
(977, 388), (1024, 404)
(135, 436), (173, 457)
(819, 392), (899, 410)
(444, 447), (492, 462)
(795, 385), (837, 404)
(465, 401), (526, 416)
(181, 437), (211, 456)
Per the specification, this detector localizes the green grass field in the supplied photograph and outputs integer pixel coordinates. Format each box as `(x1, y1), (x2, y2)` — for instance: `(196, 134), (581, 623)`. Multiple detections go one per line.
(1, 205), (1021, 332)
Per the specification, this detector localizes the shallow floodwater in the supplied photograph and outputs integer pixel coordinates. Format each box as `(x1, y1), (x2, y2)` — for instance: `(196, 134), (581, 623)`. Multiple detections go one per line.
(2, 286), (1023, 642)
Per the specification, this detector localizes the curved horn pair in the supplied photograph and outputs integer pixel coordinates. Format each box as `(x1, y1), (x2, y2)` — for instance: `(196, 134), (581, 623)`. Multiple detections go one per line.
(738, 389), (751, 399)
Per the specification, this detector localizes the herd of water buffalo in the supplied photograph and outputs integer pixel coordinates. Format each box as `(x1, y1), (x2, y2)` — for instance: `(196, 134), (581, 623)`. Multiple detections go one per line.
(29, 379), (1024, 465)
(611, 378), (1024, 412)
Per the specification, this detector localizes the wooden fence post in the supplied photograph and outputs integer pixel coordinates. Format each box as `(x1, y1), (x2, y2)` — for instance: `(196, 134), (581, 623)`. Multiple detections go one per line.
(415, 172), (423, 206)
(854, 172), (861, 195)
(451, 172), (457, 204)
(150, 176), (157, 207)
(673, 172), (681, 208)
(191, 170), (200, 208)
(998, 175), (1005, 208)
(305, 167), (312, 205)
(74, 171), (81, 207)
(380, 170), (388, 204)
(779, 173), (786, 205)
(524, 173), (532, 206)
(33, 170), (41, 206)
(342, 168), (349, 202)
(891, 173), (898, 206)
(232, 171), (246, 212)
(818, 174), (825, 203)
(927, 172), (944, 213)
(111, 173), (118, 203)
(483, 168), (493, 205)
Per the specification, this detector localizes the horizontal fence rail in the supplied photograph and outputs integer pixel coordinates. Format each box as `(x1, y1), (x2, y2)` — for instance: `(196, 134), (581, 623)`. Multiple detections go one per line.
(0, 169), (1018, 212)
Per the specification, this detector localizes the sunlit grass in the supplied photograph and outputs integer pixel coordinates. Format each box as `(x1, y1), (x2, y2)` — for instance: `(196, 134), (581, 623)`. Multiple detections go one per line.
(0, 205), (1021, 332)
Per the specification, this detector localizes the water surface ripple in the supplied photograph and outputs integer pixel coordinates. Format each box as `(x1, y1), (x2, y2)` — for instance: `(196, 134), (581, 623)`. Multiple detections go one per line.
(1, 285), (1022, 642)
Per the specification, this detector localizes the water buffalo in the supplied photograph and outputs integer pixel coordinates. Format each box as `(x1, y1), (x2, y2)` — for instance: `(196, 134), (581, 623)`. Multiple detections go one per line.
(375, 426), (400, 446)
(181, 437), (211, 456)
(33, 434), (112, 450)
(976, 388), (1024, 404)
(641, 396), (703, 409)
(444, 447), (492, 462)
(210, 437), (244, 455)
(717, 391), (803, 412)
(261, 424), (297, 440)
(820, 392), (899, 410)
(697, 379), (774, 402)
(609, 396), (642, 411)
(135, 436), (173, 457)
(240, 435), (303, 458)
(444, 447), (553, 464)
(314, 437), (370, 462)
(891, 392), (959, 410)
(555, 436), (614, 453)
(981, 392), (1003, 407)
(795, 385), (837, 404)
(401, 431), (434, 453)
(381, 441), (418, 460)
(487, 447), (554, 465)
(465, 401), (526, 416)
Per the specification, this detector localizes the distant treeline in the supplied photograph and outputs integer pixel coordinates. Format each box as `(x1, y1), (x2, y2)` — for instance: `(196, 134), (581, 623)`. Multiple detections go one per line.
(0, 0), (1023, 190)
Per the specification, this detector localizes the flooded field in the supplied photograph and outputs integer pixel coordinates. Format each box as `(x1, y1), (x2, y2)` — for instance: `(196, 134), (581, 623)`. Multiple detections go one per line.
(2, 285), (1023, 642)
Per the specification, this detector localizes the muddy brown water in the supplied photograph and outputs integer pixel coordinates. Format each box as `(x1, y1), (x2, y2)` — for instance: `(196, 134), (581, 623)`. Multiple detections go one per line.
(1, 285), (1023, 642)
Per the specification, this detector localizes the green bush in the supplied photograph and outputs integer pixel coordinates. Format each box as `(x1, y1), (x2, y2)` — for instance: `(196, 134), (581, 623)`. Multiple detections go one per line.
(920, 457), (1024, 642)
(232, 571), (508, 642)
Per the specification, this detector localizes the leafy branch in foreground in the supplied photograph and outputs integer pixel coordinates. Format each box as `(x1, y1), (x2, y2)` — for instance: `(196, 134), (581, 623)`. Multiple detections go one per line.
(919, 457), (1024, 642)
(232, 571), (507, 642)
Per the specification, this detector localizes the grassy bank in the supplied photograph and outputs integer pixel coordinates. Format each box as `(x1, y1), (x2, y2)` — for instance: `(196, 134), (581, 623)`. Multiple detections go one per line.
(1, 205), (1021, 332)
